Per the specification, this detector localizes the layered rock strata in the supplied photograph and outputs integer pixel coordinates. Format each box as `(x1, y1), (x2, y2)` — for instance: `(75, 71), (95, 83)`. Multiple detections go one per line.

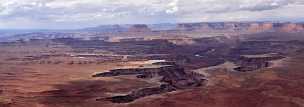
(93, 63), (204, 103)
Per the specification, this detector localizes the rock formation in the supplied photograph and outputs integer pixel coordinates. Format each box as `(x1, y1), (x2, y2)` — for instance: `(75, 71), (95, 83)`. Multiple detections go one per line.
(128, 24), (151, 32)
(234, 55), (285, 72)
(177, 22), (304, 33)
(101, 84), (176, 103)
(93, 62), (204, 103)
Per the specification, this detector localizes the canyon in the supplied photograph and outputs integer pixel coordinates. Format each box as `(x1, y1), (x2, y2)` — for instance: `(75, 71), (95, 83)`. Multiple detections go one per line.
(1, 22), (304, 107)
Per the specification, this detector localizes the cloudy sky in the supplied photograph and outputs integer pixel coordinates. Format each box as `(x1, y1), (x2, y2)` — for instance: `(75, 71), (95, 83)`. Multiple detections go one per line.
(0, 0), (303, 29)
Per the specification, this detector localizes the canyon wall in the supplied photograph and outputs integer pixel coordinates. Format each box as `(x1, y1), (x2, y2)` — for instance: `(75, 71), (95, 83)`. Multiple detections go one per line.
(177, 22), (304, 33)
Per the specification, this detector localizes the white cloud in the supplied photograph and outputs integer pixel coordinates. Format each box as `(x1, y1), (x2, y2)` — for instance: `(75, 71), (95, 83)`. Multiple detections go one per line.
(166, 0), (179, 14)
(0, 0), (303, 29)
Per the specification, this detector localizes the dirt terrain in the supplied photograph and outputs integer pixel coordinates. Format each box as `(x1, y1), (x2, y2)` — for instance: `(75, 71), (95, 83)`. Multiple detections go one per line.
(1, 30), (304, 107)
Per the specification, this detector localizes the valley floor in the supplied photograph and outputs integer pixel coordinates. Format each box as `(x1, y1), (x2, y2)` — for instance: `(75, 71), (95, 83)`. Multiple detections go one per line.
(1, 52), (304, 107)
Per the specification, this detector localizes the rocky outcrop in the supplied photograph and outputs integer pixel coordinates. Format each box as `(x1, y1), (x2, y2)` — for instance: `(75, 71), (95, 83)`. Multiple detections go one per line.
(93, 65), (203, 89)
(280, 23), (304, 32)
(177, 22), (304, 33)
(101, 84), (176, 103)
(151, 61), (176, 66)
(248, 23), (273, 32)
(128, 24), (151, 32)
(234, 55), (285, 72)
(94, 63), (204, 103)
(92, 67), (161, 78)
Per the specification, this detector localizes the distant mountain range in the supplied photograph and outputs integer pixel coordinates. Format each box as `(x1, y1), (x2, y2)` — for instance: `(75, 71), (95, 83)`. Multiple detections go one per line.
(79, 22), (304, 33)
(80, 23), (177, 32)
(1, 21), (304, 42)
(1, 22), (304, 33)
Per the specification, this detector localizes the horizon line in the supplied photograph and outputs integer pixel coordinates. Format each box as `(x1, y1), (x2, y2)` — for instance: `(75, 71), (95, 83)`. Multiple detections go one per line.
(0, 20), (303, 31)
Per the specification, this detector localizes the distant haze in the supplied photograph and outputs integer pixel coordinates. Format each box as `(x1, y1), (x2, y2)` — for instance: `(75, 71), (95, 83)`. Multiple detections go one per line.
(0, 0), (304, 29)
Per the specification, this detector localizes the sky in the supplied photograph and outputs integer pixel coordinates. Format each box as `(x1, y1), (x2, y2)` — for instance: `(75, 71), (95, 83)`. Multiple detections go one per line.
(0, 0), (304, 29)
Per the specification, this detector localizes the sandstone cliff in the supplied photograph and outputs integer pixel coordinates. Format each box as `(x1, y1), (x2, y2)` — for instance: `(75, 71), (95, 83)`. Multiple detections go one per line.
(177, 22), (304, 33)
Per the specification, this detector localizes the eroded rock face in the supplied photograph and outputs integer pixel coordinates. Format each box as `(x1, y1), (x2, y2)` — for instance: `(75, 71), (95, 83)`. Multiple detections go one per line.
(280, 23), (304, 32)
(177, 22), (304, 33)
(249, 23), (273, 32)
(93, 63), (204, 103)
(128, 24), (151, 32)
(234, 55), (285, 72)
(102, 84), (176, 103)
(92, 67), (159, 77)
(93, 65), (203, 88)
